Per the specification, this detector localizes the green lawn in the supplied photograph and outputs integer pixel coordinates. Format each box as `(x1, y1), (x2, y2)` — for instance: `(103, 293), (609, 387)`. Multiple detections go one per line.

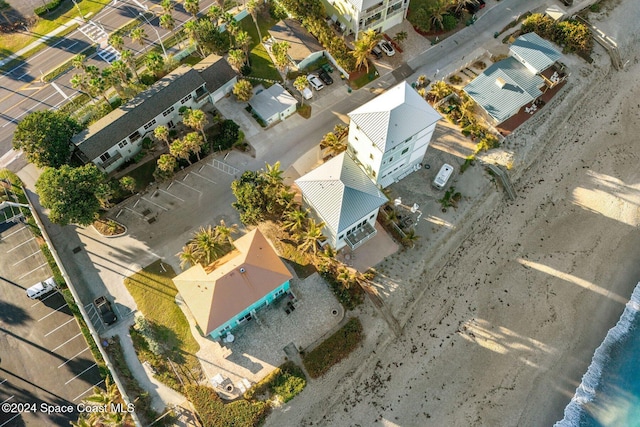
(238, 16), (282, 84)
(124, 260), (203, 392)
(0, 0), (111, 58)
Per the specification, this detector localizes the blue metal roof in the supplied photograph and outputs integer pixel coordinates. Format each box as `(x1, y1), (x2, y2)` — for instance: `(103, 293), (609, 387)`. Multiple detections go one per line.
(463, 57), (544, 123)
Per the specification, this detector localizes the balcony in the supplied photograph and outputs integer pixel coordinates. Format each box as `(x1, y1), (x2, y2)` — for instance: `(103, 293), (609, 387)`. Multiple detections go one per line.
(344, 222), (377, 250)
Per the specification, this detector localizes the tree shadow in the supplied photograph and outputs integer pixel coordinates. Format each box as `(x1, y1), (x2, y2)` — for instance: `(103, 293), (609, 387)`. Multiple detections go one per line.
(0, 300), (32, 325)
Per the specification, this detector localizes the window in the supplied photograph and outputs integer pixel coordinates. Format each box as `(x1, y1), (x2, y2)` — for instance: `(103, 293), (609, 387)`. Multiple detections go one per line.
(162, 106), (175, 117)
(370, 214), (375, 219)
(143, 119), (157, 130)
(129, 131), (141, 142)
(118, 140), (128, 149)
(339, 234), (344, 240)
(180, 93), (193, 104)
(372, 170), (376, 177)
(401, 147), (409, 155)
(99, 151), (111, 162)
(388, 156), (394, 163)
(369, 153), (374, 160)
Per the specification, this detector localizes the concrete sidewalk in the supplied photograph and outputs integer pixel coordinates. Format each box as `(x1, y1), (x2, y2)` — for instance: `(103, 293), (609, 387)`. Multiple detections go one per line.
(0, 16), (85, 68)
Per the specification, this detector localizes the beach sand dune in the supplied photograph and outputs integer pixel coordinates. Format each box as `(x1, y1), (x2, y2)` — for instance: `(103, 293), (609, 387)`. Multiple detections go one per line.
(265, 1), (640, 425)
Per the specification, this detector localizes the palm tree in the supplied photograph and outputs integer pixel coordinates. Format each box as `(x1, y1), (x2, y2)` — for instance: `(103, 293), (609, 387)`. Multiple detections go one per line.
(429, 1), (449, 31)
(72, 54), (86, 71)
(119, 176), (136, 194)
(82, 378), (130, 426)
(154, 125), (171, 148)
(130, 27), (147, 50)
(320, 131), (346, 156)
(417, 74), (428, 88)
(227, 48), (246, 72)
(336, 265), (356, 289)
(110, 60), (130, 86)
(101, 66), (125, 98)
(393, 30), (408, 46)
(215, 219), (238, 244)
(293, 75), (309, 104)
(429, 80), (452, 102)
(246, 0), (262, 42)
(170, 138), (192, 165)
(144, 52), (165, 77)
(161, 0), (174, 14)
(270, 41), (290, 72)
(235, 30), (252, 65)
(333, 123), (348, 138)
(298, 218), (326, 254)
(207, 5), (223, 25)
(157, 153), (177, 173)
(459, 97), (476, 123)
(108, 34), (124, 51)
(178, 243), (198, 269)
(191, 225), (225, 265)
(262, 161), (284, 187)
(184, 0), (200, 17)
(183, 109), (209, 143)
(351, 29), (381, 73)
(70, 73), (92, 99)
(403, 228), (419, 248)
(283, 207), (307, 235)
(160, 13), (175, 34)
(89, 76), (111, 106)
(233, 79), (253, 102)
(183, 132), (204, 161)
(121, 49), (140, 81)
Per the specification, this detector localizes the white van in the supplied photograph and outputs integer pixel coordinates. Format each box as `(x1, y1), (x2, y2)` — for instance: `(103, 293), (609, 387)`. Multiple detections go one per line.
(26, 277), (57, 299)
(432, 163), (454, 190)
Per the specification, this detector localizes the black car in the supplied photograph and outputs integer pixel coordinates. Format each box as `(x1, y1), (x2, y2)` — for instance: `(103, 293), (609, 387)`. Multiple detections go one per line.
(318, 69), (333, 85)
(465, 0), (486, 13)
(94, 296), (117, 325)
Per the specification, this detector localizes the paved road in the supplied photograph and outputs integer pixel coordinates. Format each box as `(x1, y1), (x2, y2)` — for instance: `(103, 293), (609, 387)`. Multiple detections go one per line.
(0, 0), (217, 170)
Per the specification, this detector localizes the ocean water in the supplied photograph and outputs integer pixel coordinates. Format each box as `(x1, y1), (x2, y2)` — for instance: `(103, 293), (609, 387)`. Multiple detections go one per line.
(555, 282), (640, 427)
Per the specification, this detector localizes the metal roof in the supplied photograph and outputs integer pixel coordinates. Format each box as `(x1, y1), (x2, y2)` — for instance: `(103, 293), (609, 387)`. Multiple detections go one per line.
(249, 84), (297, 120)
(295, 152), (388, 235)
(510, 32), (562, 73)
(73, 66), (205, 159)
(348, 81), (441, 153)
(173, 229), (293, 336)
(463, 56), (544, 123)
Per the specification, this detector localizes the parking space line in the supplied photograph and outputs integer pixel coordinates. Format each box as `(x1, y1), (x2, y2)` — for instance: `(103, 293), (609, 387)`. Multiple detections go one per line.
(73, 379), (104, 401)
(1, 395), (13, 404)
(141, 197), (169, 211)
(191, 171), (216, 185)
(1, 226), (26, 239)
(44, 318), (75, 336)
(159, 188), (185, 202)
(65, 363), (97, 385)
(0, 413), (20, 426)
(58, 347), (89, 368)
(51, 332), (82, 351)
(124, 207), (144, 217)
(6, 236), (35, 252)
(38, 303), (68, 322)
(12, 250), (40, 266)
(174, 178), (202, 194)
(0, 379), (7, 385)
(35, 290), (60, 305)
(18, 262), (48, 279)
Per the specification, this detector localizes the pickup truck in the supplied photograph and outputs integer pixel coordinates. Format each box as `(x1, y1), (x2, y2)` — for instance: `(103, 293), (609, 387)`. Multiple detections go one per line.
(94, 296), (117, 325)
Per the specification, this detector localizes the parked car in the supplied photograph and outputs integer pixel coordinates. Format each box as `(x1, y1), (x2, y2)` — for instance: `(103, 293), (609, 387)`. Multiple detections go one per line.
(94, 296), (117, 325)
(465, 0), (486, 13)
(371, 45), (383, 59)
(26, 277), (57, 299)
(299, 86), (313, 100)
(307, 74), (324, 90)
(318, 69), (334, 85)
(377, 40), (395, 57)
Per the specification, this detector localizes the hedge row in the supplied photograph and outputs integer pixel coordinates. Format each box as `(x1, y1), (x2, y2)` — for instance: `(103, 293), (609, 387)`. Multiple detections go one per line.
(303, 317), (363, 378)
(35, 0), (63, 17)
(243, 361), (307, 403)
(185, 385), (269, 427)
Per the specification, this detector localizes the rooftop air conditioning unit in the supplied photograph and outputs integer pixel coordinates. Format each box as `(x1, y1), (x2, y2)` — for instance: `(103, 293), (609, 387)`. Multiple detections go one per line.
(495, 77), (506, 88)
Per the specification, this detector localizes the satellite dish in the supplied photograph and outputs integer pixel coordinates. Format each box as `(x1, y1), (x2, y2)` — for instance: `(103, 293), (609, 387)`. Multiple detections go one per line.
(394, 197), (402, 206)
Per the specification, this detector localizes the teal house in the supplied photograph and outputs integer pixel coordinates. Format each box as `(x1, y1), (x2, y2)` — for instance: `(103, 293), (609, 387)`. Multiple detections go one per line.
(173, 229), (293, 340)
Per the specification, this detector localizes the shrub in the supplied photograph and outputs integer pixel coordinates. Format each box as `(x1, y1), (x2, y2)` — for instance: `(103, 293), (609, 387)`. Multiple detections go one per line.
(139, 73), (156, 86)
(449, 75), (463, 84)
(185, 385), (269, 427)
(142, 137), (154, 149)
(135, 316), (164, 355)
(133, 150), (147, 163)
(442, 15), (457, 31)
(217, 120), (241, 150)
(303, 317), (363, 378)
(34, 0), (62, 16)
(244, 362), (307, 403)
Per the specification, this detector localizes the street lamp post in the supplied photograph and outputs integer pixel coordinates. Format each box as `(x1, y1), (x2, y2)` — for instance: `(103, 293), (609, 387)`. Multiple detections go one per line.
(139, 12), (168, 58)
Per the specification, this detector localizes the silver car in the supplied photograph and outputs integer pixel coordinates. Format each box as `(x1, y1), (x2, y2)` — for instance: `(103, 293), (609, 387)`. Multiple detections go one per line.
(307, 74), (325, 90)
(377, 40), (395, 57)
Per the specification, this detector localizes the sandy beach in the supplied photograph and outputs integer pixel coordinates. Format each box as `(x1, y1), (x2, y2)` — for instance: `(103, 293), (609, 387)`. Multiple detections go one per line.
(262, 1), (640, 426)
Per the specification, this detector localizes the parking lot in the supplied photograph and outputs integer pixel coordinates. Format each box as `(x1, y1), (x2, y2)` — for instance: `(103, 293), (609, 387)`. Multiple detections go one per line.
(0, 222), (103, 427)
